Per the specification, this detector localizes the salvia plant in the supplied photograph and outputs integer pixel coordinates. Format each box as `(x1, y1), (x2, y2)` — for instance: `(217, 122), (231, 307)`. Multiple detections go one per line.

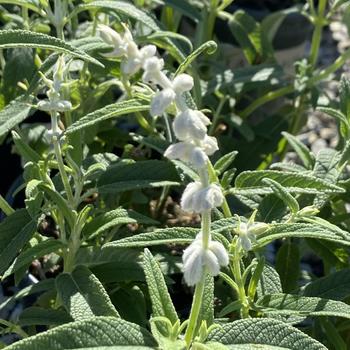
(2, 0), (350, 349)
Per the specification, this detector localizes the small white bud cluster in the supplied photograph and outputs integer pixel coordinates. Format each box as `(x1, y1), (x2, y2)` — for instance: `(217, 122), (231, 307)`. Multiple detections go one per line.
(37, 56), (72, 139)
(98, 24), (157, 76)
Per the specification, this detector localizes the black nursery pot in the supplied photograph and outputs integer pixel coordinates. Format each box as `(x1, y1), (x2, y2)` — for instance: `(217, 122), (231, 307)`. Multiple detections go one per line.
(215, 2), (313, 51)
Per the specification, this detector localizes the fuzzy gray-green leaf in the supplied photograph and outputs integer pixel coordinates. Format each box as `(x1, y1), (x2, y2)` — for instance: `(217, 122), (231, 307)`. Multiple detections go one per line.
(56, 265), (119, 320)
(0, 30), (102, 66)
(207, 318), (326, 349)
(143, 249), (179, 332)
(5, 316), (158, 349)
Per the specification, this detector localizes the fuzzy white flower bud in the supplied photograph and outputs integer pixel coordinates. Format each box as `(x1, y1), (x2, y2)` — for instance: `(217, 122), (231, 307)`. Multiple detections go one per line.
(183, 233), (229, 286)
(235, 221), (269, 252)
(172, 74), (194, 94)
(181, 182), (224, 213)
(173, 109), (211, 141)
(98, 24), (126, 57)
(200, 135), (219, 156)
(150, 88), (176, 116)
(164, 142), (208, 169)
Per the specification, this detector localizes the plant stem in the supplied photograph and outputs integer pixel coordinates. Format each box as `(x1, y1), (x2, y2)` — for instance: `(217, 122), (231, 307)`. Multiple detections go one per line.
(309, 0), (327, 68)
(184, 276), (206, 348)
(232, 245), (249, 318)
(51, 112), (74, 205)
(0, 194), (15, 216)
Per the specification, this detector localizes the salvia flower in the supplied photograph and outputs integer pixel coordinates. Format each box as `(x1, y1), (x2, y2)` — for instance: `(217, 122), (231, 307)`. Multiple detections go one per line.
(98, 24), (156, 76)
(183, 233), (229, 286)
(234, 214), (269, 252)
(181, 182), (224, 213)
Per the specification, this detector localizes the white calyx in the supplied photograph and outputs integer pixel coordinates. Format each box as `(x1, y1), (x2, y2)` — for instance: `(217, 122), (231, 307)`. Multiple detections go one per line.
(181, 182), (224, 213)
(98, 24), (156, 76)
(173, 109), (211, 141)
(235, 220), (269, 252)
(183, 232), (229, 286)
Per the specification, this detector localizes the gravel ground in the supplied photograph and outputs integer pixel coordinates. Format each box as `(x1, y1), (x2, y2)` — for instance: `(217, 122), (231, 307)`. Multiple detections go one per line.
(298, 15), (350, 155)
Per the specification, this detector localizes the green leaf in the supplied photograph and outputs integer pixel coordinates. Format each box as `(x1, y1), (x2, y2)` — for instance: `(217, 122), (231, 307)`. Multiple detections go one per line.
(275, 243), (300, 293)
(65, 100), (150, 134)
(77, 247), (145, 283)
(257, 264), (282, 298)
(303, 269), (350, 300)
(207, 64), (283, 96)
(97, 160), (180, 194)
(207, 318), (326, 349)
(0, 279), (54, 311)
(5, 316), (158, 350)
(70, 1), (159, 31)
(198, 274), (214, 329)
(257, 222), (350, 247)
(281, 132), (315, 169)
(175, 40), (217, 76)
(0, 0), (41, 13)
(83, 208), (157, 239)
(317, 106), (349, 127)
(38, 183), (76, 229)
(143, 249), (178, 330)
(0, 30), (103, 67)
(104, 218), (236, 249)
(214, 151), (238, 176)
(18, 307), (73, 326)
(0, 209), (37, 276)
(0, 96), (33, 137)
(234, 170), (344, 194)
(262, 178), (299, 214)
(12, 130), (41, 163)
(228, 11), (262, 64)
(56, 265), (119, 321)
(162, 0), (201, 22)
(3, 239), (64, 280)
(257, 293), (350, 320)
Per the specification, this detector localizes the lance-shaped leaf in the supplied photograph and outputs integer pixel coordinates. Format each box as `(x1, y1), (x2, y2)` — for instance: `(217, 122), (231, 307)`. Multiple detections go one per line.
(0, 209), (37, 275)
(104, 217), (236, 249)
(207, 318), (326, 349)
(5, 316), (158, 350)
(303, 269), (350, 300)
(56, 265), (119, 320)
(256, 222), (350, 247)
(143, 249), (178, 335)
(263, 178), (299, 214)
(282, 132), (315, 169)
(97, 160), (180, 194)
(0, 96), (33, 137)
(257, 293), (350, 320)
(65, 100), (150, 134)
(0, 30), (102, 66)
(3, 239), (64, 280)
(19, 307), (73, 326)
(234, 170), (344, 194)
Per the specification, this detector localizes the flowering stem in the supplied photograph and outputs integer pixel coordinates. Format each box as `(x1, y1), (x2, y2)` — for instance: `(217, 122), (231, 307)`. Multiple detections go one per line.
(51, 112), (74, 205)
(232, 245), (249, 318)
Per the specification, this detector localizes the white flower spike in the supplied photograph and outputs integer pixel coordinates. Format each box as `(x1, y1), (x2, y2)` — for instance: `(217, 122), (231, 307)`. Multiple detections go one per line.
(183, 233), (229, 286)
